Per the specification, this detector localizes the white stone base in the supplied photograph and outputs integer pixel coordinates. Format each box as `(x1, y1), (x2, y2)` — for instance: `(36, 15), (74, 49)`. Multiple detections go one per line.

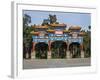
(26, 53), (29, 58)
(48, 51), (51, 59)
(31, 51), (35, 59)
(66, 51), (71, 59)
(81, 51), (84, 58)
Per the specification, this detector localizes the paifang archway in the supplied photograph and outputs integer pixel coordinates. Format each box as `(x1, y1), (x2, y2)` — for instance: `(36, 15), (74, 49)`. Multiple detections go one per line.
(35, 42), (48, 59)
(51, 41), (67, 58)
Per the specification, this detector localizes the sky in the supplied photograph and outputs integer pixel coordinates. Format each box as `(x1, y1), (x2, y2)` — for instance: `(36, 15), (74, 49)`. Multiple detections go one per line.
(23, 10), (91, 30)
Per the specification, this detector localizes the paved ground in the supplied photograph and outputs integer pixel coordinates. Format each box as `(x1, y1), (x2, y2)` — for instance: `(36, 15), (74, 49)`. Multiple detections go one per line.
(23, 58), (91, 69)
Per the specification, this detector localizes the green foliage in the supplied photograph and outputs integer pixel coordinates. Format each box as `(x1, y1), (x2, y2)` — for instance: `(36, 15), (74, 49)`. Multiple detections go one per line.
(23, 14), (33, 48)
(49, 14), (57, 24)
(83, 27), (91, 57)
(88, 25), (91, 31)
(23, 14), (31, 26)
(42, 19), (49, 26)
(42, 14), (58, 26)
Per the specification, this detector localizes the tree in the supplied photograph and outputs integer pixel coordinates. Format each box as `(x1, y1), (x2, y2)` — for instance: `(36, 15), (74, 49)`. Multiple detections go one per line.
(88, 25), (91, 31)
(42, 14), (58, 26)
(42, 19), (50, 26)
(23, 14), (31, 36)
(49, 14), (57, 24)
(23, 14), (31, 26)
(23, 14), (33, 59)
(83, 26), (91, 57)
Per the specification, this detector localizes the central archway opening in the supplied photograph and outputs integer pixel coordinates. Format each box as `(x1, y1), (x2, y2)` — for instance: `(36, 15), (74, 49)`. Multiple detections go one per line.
(35, 42), (48, 59)
(51, 41), (67, 58)
(69, 42), (81, 58)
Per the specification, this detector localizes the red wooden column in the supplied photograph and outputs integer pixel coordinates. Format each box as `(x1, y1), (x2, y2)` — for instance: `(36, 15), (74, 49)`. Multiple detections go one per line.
(66, 42), (71, 59)
(48, 41), (51, 59)
(31, 42), (36, 59)
(80, 43), (84, 58)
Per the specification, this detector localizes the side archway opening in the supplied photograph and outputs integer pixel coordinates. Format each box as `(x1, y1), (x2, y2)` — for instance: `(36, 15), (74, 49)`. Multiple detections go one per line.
(35, 42), (48, 59)
(69, 42), (81, 58)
